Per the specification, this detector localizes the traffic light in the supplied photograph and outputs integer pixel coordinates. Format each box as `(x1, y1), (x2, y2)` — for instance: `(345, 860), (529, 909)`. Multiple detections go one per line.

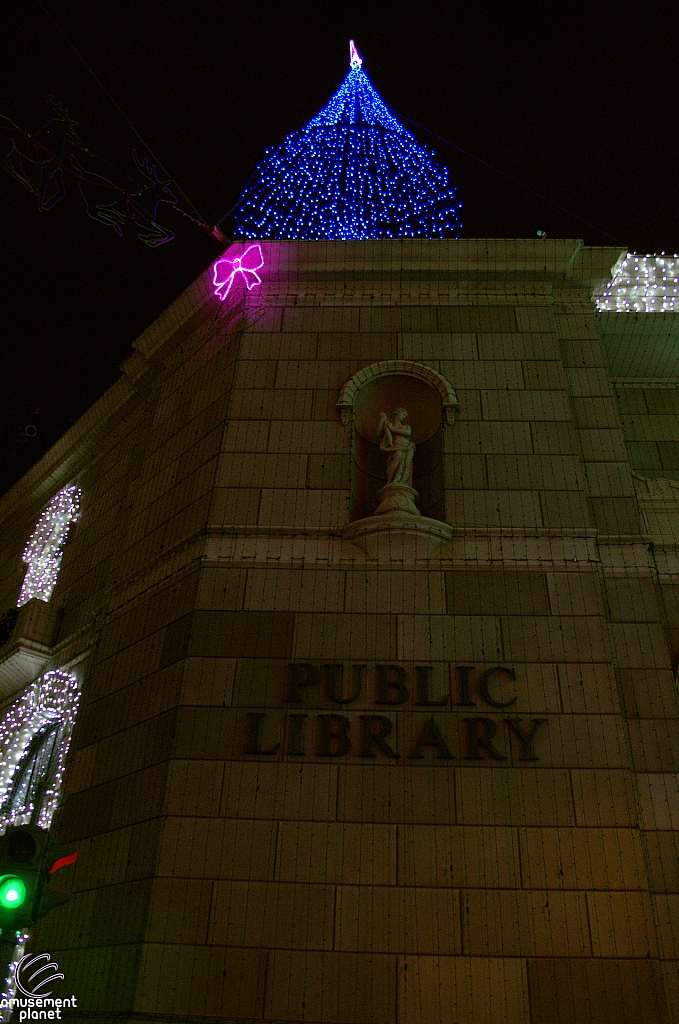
(0, 828), (43, 935)
(0, 875), (26, 913)
(0, 826), (78, 941)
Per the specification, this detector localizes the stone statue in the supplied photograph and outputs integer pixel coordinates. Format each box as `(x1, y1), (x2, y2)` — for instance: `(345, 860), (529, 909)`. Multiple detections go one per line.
(374, 408), (420, 516)
(378, 408), (416, 485)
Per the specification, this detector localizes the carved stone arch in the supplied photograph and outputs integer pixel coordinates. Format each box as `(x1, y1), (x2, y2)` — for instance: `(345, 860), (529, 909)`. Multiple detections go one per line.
(337, 360), (457, 523)
(336, 360), (459, 426)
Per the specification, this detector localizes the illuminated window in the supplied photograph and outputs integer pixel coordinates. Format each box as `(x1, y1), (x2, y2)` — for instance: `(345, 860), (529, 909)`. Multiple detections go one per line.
(18, 486), (81, 606)
(0, 720), (64, 823)
(0, 670), (80, 829)
(0, 670), (79, 1006)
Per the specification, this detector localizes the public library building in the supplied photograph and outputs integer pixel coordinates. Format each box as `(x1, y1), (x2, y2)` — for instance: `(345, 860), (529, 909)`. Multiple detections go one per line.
(0, 237), (678, 1023)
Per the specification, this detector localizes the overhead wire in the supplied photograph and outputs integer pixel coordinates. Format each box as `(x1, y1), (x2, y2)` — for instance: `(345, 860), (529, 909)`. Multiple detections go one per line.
(34, 0), (211, 231)
(30, 7), (618, 249)
(397, 111), (622, 244)
(25, 9), (625, 246)
(219, 109), (624, 245)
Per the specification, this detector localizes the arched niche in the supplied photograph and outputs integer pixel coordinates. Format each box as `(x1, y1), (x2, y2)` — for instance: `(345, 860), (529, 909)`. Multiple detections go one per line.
(337, 361), (458, 523)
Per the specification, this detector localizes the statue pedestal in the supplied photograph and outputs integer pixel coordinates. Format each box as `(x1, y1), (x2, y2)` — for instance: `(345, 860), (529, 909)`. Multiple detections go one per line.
(343, 513), (453, 561)
(375, 483), (420, 516)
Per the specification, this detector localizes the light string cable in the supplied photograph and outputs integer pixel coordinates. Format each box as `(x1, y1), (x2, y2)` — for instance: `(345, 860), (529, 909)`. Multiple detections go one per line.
(34, 0), (213, 232)
(397, 111), (621, 244)
(1, 110), (204, 233)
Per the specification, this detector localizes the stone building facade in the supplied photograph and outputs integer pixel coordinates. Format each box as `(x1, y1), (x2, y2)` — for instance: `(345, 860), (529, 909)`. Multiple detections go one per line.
(0, 238), (677, 1023)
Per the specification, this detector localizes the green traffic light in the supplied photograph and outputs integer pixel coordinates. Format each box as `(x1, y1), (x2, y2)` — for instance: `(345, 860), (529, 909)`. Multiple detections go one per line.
(0, 875), (26, 909)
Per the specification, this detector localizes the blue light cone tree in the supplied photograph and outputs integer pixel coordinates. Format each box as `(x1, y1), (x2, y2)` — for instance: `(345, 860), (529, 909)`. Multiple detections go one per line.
(233, 43), (463, 241)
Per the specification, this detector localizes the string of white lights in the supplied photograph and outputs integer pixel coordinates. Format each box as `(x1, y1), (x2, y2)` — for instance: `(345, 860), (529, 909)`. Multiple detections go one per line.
(0, 669), (80, 1016)
(0, 669), (80, 830)
(18, 486), (81, 606)
(597, 254), (679, 312)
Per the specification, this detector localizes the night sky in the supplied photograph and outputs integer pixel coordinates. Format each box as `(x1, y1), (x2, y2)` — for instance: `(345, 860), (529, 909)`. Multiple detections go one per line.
(3, 1), (679, 495)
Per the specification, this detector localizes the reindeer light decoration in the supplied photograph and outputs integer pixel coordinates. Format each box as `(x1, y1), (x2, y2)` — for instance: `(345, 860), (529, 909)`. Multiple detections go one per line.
(71, 151), (178, 246)
(1, 98), (179, 246)
(1, 97), (81, 212)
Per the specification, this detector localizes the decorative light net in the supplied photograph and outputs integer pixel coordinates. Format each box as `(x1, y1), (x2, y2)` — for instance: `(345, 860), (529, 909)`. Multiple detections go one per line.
(234, 44), (463, 240)
(18, 486), (81, 607)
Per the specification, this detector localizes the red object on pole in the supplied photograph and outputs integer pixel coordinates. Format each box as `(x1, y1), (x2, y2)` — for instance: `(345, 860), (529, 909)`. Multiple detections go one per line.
(49, 851), (79, 874)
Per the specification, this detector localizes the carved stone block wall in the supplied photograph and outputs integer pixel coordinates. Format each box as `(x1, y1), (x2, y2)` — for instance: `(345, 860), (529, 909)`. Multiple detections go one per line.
(0, 240), (677, 1024)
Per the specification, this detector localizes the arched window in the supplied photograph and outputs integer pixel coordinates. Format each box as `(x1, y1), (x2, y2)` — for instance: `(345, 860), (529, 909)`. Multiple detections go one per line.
(0, 670), (80, 829)
(0, 671), (79, 1004)
(18, 486), (81, 606)
(1, 719), (65, 823)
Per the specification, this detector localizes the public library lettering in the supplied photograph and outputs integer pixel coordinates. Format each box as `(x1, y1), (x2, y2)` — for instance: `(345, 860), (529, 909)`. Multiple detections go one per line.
(243, 662), (548, 761)
(284, 662), (518, 707)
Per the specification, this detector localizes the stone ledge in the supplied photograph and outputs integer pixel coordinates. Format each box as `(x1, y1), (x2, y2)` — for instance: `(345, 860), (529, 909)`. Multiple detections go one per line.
(343, 513), (453, 561)
(0, 598), (59, 698)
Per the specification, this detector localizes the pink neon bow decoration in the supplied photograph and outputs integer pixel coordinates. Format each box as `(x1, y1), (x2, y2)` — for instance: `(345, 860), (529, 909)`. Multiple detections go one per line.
(213, 244), (264, 300)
